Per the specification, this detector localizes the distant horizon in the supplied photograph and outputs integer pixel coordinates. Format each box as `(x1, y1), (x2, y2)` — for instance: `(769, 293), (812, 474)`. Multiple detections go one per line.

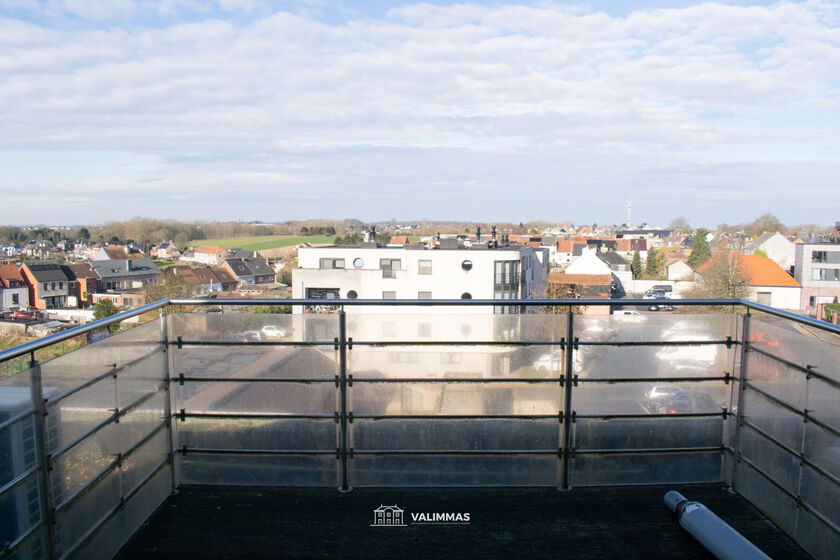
(2, 1), (839, 225)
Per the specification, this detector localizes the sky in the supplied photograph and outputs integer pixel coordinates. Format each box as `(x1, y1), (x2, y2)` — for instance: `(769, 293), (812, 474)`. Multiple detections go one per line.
(1, 0), (839, 228)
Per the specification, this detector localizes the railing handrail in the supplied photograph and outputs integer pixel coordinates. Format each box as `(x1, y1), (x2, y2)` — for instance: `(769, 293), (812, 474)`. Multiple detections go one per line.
(2, 297), (838, 365)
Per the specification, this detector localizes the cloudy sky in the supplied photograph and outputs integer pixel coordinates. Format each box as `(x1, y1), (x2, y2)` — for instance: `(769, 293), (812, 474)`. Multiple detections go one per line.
(1, 0), (838, 227)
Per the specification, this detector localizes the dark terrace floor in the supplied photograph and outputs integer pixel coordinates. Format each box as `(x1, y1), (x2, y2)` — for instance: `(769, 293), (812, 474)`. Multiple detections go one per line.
(116, 483), (811, 560)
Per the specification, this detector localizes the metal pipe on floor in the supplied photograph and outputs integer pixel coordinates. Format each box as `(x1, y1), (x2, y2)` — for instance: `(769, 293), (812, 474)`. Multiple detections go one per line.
(664, 491), (771, 560)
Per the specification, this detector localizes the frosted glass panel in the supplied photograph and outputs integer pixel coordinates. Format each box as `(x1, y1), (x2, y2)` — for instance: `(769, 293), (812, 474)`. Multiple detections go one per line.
(571, 452), (722, 486)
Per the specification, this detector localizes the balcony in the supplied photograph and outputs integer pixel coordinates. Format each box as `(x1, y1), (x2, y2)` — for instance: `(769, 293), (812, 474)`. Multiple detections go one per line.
(0, 298), (838, 559)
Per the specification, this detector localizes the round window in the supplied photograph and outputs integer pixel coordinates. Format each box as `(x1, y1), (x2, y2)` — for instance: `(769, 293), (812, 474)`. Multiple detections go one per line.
(461, 260), (473, 271)
(347, 290), (358, 299)
(461, 292), (472, 299)
(353, 258), (364, 269)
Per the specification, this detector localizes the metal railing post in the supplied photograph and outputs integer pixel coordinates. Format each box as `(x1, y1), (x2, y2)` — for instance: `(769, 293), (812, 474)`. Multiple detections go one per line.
(29, 358), (56, 559)
(337, 310), (351, 492)
(561, 309), (575, 491)
(161, 311), (178, 493)
(731, 310), (751, 491)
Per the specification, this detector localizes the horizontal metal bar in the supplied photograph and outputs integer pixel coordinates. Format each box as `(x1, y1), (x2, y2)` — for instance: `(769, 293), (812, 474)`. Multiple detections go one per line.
(170, 297), (749, 307)
(59, 455), (170, 560)
(0, 407), (34, 432)
(742, 300), (840, 336)
(737, 454), (798, 501)
(351, 377), (562, 384)
(54, 421), (167, 514)
(743, 418), (840, 489)
(743, 382), (803, 417)
(575, 412), (725, 420)
(0, 300), (168, 364)
(333, 340), (553, 347)
(579, 376), (729, 384)
(574, 446), (724, 455)
(0, 464), (39, 497)
(49, 385), (165, 463)
(799, 496), (840, 537)
(179, 448), (334, 456)
(581, 340), (735, 347)
(173, 340), (333, 347)
(46, 345), (164, 407)
(4, 520), (44, 558)
(748, 344), (840, 390)
(351, 449), (558, 455)
(352, 414), (560, 420)
(174, 377), (335, 384)
(742, 382), (840, 440)
(179, 412), (334, 420)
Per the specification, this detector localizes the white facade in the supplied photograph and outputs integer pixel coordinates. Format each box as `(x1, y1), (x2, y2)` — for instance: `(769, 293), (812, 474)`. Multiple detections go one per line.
(666, 261), (693, 281)
(0, 287), (28, 310)
(794, 242), (840, 310)
(564, 250), (611, 275)
(751, 232), (795, 271)
(293, 245), (548, 314)
(746, 286), (800, 310)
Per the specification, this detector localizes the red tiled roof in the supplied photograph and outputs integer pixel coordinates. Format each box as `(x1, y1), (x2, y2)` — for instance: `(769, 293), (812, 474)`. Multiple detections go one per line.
(698, 255), (800, 287)
(0, 264), (24, 287)
(104, 246), (129, 260)
(389, 236), (408, 245)
(196, 246), (225, 254)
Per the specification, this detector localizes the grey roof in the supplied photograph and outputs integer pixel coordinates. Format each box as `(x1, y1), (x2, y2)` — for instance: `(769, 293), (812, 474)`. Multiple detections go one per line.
(746, 231), (777, 250)
(226, 258), (275, 277)
(91, 258), (160, 279)
(598, 251), (628, 266)
(246, 258), (275, 276)
(24, 263), (69, 282)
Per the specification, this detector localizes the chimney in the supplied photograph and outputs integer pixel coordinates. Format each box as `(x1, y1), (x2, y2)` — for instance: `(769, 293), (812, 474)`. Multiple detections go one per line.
(476, 226), (481, 241)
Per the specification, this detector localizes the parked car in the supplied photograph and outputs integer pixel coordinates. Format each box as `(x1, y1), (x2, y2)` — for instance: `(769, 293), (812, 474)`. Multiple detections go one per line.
(533, 350), (564, 371)
(261, 325), (288, 338)
(227, 330), (265, 343)
(613, 310), (646, 323)
(647, 389), (718, 414)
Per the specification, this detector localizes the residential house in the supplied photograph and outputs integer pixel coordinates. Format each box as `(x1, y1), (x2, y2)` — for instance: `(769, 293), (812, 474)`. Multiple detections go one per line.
(293, 241), (547, 315)
(152, 241), (181, 260)
(699, 254), (801, 310)
(167, 266), (227, 296)
(91, 291), (145, 310)
(93, 245), (130, 261)
(598, 252), (632, 295)
(19, 263), (70, 309)
(60, 263), (100, 308)
(0, 264), (29, 310)
(185, 246), (228, 266)
(746, 232), (795, 272)
(223, 258), (277, 287)
(666, 259), (694, 281)
(793, 241), (840, 312)
(615, 238), (648, 262)
(213, 268), (238, 291)
(91, 258), (160, 291)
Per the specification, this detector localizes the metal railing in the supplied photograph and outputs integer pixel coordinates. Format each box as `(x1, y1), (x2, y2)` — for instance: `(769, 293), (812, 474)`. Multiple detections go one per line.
(0, 298), (838, 560)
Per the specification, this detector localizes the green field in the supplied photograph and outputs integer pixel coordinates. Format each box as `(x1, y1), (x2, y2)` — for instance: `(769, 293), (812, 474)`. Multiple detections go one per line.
(189, 236), (334, 251)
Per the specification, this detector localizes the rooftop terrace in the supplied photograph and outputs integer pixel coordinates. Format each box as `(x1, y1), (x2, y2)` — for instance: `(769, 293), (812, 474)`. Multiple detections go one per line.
(1, 297), (838, 559)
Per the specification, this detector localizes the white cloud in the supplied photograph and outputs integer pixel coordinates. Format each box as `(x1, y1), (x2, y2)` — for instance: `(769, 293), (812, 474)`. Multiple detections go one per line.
(0, 2), (839, 225)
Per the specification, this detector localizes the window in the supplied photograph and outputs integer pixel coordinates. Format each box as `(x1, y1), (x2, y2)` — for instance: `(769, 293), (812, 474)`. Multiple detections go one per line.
(382, 291), (396, 299)
(388, 352), (419, 363)
(319, 258), (345, 270)
(418, 291), (432, 299)
(461, 260), (472, 271)
(461, 292), (472, 299)
(493, 260), (521, 314)
(442, 353), (461, 364)
(59, 282), (63, 289)
(123, 298), (133, 307)
(353, 258), (364, 269)
(812, 268), (840, 281)
(812, 251), (828, 263)
(43, 283), (48, 291)
(346, 290), (358, 299)
(418, 260), (432, 275)
(12, 293), (19, 305)
(51, 282), (56, 290)
(380, 259), (401, 278)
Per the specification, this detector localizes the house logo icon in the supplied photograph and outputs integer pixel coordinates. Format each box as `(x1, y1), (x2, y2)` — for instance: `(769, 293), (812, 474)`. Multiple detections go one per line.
(371, 505), (407, 527)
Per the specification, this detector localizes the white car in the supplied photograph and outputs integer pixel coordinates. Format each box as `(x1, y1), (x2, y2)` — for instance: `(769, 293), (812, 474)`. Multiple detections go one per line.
(260, 325), (288, 338)
(533, 350), (564, 371)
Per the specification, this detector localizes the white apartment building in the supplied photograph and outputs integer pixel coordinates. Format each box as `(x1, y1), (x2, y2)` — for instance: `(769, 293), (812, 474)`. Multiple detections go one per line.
(794, 242), (840, 311)
(292, 241), (549, 314)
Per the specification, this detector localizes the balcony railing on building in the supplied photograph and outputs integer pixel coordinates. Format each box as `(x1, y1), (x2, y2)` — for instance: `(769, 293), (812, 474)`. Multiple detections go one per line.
(0, 298), (838, 559)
